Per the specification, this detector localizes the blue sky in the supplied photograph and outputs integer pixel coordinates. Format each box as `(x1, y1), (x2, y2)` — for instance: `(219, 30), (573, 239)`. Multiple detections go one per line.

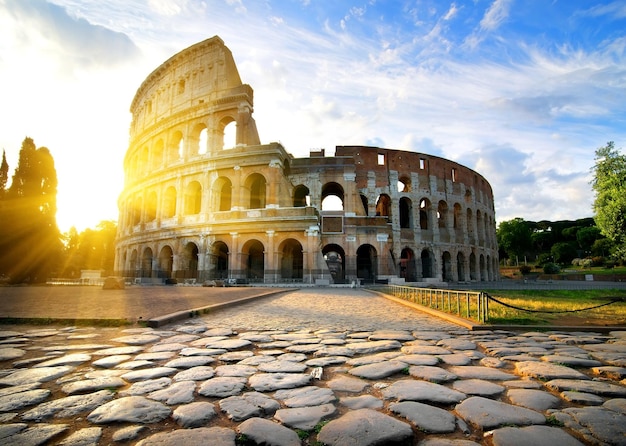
(1, 0), (625, 232)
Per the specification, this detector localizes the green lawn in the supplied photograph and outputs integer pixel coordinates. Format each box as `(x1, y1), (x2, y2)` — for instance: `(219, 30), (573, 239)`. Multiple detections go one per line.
(484, 289), (626, 325)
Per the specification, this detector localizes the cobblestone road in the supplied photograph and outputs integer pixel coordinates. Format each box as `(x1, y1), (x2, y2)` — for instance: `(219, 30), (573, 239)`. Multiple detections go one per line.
(0, 287), (625, 445)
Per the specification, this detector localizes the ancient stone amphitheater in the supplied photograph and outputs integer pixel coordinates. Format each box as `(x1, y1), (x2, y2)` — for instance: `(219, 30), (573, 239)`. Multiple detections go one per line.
(115, 36), (498, 285)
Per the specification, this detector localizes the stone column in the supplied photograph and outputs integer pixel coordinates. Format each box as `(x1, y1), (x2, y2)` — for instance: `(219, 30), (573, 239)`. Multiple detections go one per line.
(265, 230), (276, 283)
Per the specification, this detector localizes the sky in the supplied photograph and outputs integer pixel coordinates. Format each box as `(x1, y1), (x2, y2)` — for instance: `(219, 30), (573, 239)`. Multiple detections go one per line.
(1, 0), (625, 233)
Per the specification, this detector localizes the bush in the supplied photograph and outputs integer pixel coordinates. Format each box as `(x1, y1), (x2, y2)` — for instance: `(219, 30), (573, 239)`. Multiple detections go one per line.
(543, 263), (561, 274)
(518, 265), (532, 275)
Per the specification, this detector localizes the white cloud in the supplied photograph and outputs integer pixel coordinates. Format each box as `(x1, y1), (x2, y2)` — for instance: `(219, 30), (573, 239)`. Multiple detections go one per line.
(480, 0), (511, 31)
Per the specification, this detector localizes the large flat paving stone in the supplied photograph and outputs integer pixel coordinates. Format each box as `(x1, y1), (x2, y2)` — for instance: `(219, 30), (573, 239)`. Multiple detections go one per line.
(136, 427), (236, 446)
(506, 388), (561, 412)
(248, 373), (312, 392)
(545, 378), (626, 397)
(515, 361), (589, 380)
(172, 401), (217, 428)
(455, 396), (546, 429)
(490, 425), (585, 446)
(348, 360), (408, 379)
(0, 366), (73, 386)
(22, 389), (114, 421)
(382, 379), (466, 404)
(0, 423), (68, 446)
(560, 406), (626, 445)
(237, 417), (301, 446)
(198, 377), (246, 398)
(219, 392), (279, 421)
(274, 386), (336, 407)
(0, 388), (50, 412)
(389, 401), (457, 433)
(274, 403), (336, 430)
(317, 408), (413, 446)
(87, 396), (171, 424)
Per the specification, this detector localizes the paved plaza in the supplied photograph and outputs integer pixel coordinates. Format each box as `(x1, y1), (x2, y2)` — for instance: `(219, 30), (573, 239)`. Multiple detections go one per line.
(0, 287), (625, 445)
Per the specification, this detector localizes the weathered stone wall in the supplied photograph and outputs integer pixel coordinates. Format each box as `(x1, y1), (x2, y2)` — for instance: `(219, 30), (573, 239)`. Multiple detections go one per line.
(115, 37), (498, 284)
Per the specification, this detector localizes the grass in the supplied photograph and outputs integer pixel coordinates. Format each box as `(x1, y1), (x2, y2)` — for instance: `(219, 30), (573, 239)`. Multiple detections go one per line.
(484, 289), (626, 325)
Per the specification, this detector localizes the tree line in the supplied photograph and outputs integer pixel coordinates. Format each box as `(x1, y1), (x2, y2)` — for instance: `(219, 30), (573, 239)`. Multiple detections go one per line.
(497, 142), (626, 272)
(0, 137), (116, 284)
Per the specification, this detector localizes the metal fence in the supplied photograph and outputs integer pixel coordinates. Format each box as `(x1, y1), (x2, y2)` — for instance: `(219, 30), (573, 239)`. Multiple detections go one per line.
(377, 284), (489, 323)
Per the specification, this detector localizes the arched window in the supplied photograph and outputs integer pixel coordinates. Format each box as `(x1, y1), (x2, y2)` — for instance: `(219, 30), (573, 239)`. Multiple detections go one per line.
(419, 198), (430, 230)
(438, 200), (448, 228)
(219, 179), (232, 211)
(322, 182), (344, 211)
(223, 120), (236, 149)
(246, 174), (266, 209)
(293, 185), (310, 207)
(376, 194), (391, 219)
(399, 197), (412, 228)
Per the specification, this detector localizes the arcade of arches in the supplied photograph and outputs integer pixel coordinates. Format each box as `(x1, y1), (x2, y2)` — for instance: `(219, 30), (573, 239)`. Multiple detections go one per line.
(115, 37), (498, 284)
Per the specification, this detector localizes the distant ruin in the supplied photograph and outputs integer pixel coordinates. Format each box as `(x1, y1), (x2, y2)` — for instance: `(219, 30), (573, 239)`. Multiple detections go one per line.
(114, 36), (498, 285)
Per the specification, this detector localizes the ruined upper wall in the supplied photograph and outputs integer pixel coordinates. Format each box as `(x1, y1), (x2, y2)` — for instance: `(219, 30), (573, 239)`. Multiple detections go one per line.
(129, 36), (253, 137)
(335, 145), (494, 208)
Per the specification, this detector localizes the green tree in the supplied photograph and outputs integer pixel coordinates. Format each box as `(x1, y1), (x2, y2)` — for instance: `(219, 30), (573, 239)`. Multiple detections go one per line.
(0, 150), (8, 198)
(551, 241), (578, 265)
(61, 221), (117, 277)
(497, 218), (532, 260)
(0, 137), (62, 283)
(576, 226), (602, 253)
(592, 141), (626, 261)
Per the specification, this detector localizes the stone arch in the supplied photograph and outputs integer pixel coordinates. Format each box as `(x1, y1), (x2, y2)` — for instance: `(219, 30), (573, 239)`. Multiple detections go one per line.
(184, 181), (202, 215)
(157, 246), (173, 279)
(376, 194), (392, 219)
(480, 253), (486, 281)
(220, 117), (237, 150)
(163, 186), (177, 218)
(182, 242), (199, 279)
(360, 194), (369, 216)
(293, 185), (310, 207)
(245, 173), (266, 209)
(457, 252), (466, 282)
(400, 248), (417, 282)
(209, 241), (229, 279)
(190, 123), (208, 155)
(141, 247), (154, 278)
(469, 252), (477, 280)
(278, 238), (303, 280)
(442, 251), (453, 282)
(213, 177), (232, 211)
(398, 175), (411, 192)
(129, 249), (138, 273)
(438, 200), (448, 228)
(242, 239), (264, 281)
(419, 198), (431, 230)
(321, 182), (344, 211)
(357, 244), (377, 283)
(323, 244), (345, 284)
(421, 248), (434, 278)
(399, 197), (412, 229)
(169, 130), (184, 162)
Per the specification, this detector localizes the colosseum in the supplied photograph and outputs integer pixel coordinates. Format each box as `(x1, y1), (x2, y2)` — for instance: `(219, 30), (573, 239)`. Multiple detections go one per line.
(114, 36), (499, 285)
